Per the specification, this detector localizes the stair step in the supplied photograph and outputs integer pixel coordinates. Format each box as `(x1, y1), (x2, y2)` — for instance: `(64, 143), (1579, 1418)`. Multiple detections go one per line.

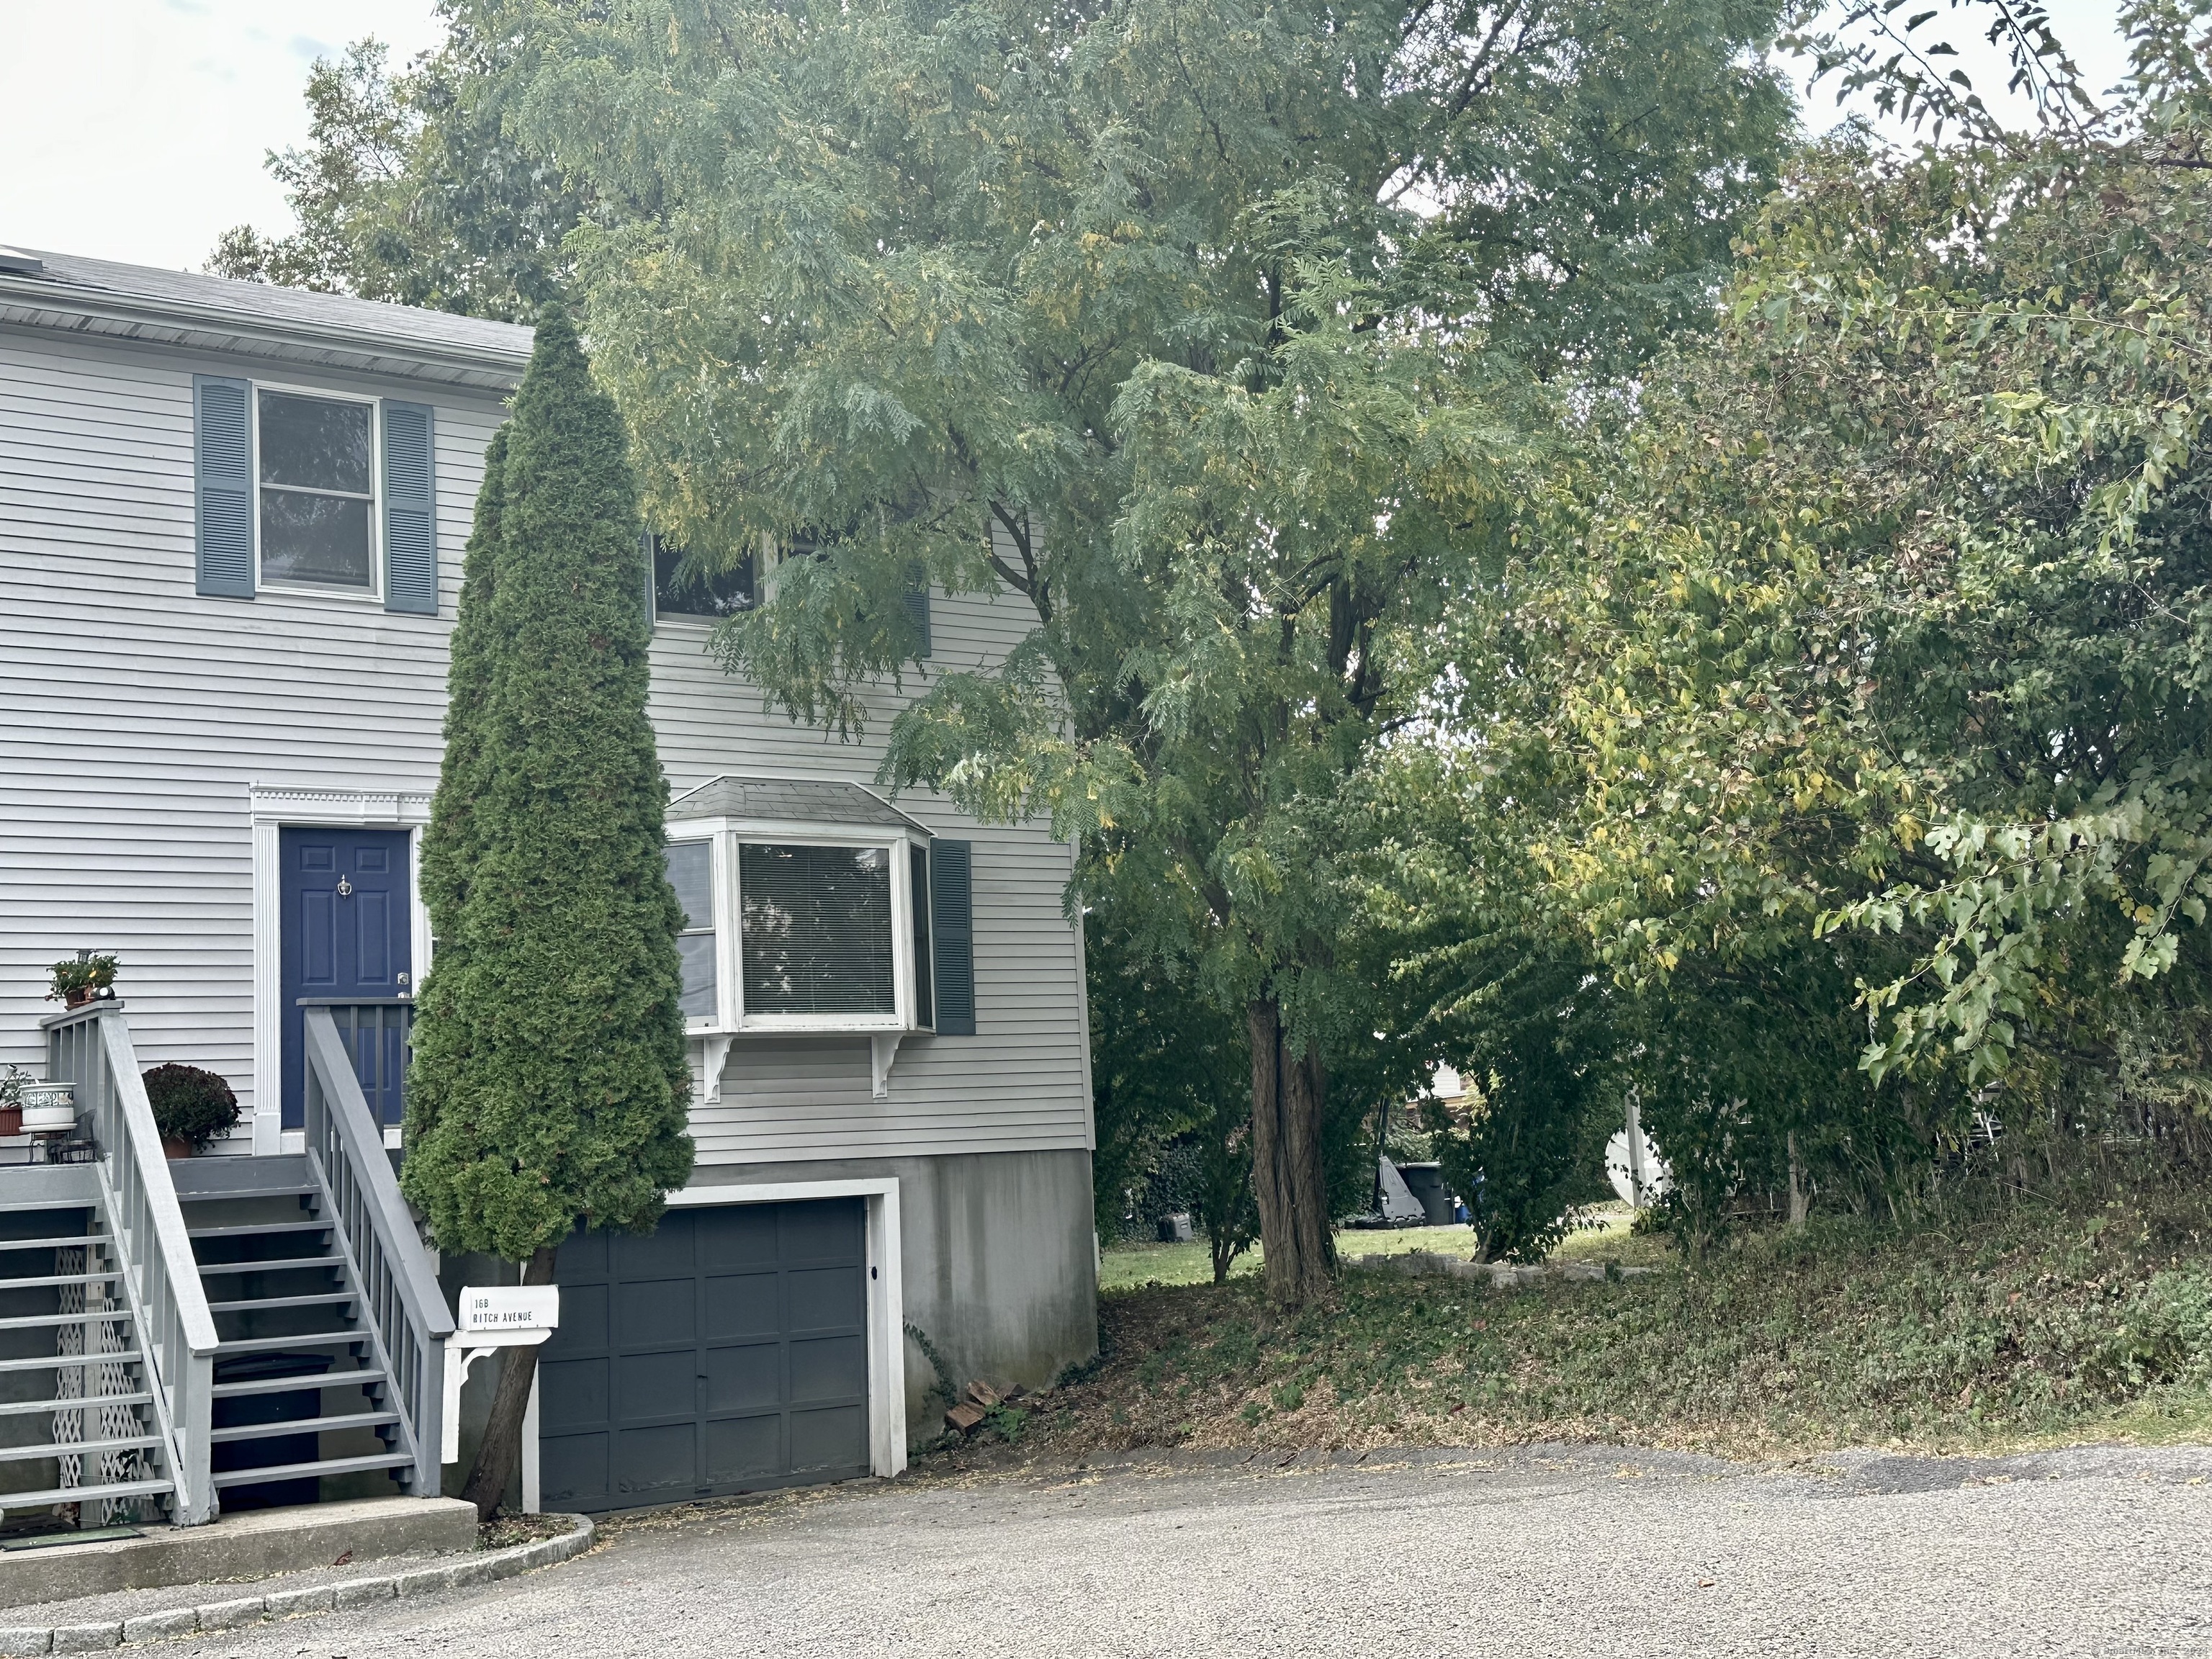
(0, 1310), (139, 1334)
(197, 1256), (336, 1278)
(210, 1369), (384, 1401)
(210, 1451), (410, 1488)
(0, 1478), (173, 1511)
(212, 1334), (367, 1358)
(0, 1236), (102, 1254)
(207, 1292), (355, 1316)
(0, 1272), (120, 1291)
(0, 1434), (162, 1462)
(0, 1351), (140, 1375)
(178, 1185), (316, 1204)
(209, 1410), (400, 1444)
(186, 1220), (331, 1243)
(0, 1392), (150, 1419)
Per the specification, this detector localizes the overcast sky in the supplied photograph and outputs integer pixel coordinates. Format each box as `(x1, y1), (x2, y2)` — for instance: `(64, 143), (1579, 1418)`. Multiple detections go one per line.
(0, 0), (2142, 274)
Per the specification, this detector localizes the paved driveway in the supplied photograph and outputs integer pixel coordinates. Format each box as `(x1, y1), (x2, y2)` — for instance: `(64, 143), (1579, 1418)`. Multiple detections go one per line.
(161, 1444), (2212, 1658)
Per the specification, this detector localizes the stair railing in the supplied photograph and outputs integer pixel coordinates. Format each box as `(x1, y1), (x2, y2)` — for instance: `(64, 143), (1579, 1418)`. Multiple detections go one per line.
(299, 1004), (454, 1496)
(43, 1002), (220, 1524)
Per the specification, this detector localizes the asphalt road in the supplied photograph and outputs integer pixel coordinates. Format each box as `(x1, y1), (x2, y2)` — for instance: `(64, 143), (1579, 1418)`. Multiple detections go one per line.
(156, 1443), (2212, 1658)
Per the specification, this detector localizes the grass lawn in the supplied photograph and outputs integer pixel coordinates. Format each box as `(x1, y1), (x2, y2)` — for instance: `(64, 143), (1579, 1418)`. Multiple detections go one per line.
(1099, 1202), (1670, 1292)
(1029, 1184), (2212, 1462)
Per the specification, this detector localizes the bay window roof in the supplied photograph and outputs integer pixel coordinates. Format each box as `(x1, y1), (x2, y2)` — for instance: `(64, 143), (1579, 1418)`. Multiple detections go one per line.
(667, 775), (929, 837)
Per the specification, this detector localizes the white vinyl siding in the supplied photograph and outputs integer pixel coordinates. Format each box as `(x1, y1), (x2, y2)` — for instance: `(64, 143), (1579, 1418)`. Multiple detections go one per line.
(0, 326), (1090, 1167)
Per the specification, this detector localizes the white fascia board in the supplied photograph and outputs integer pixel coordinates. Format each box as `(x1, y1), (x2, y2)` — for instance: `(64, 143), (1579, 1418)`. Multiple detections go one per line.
(0, 282), (529, 392)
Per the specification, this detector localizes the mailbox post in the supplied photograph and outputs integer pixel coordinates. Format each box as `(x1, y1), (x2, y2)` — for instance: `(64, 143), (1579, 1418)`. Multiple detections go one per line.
(445, 1285), (561, 1511)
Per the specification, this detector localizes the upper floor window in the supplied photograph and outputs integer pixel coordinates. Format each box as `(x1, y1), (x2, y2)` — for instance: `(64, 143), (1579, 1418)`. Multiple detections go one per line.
(258, 390), (377, 593)
(651, 536), (754, 622)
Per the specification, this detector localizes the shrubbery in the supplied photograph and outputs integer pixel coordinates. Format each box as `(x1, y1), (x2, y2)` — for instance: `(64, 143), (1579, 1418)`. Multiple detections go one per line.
(140, 1064), (238, 1151)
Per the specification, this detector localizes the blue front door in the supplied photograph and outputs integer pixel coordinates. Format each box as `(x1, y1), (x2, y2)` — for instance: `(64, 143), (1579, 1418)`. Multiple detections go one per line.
(279, 827), (413, 1130)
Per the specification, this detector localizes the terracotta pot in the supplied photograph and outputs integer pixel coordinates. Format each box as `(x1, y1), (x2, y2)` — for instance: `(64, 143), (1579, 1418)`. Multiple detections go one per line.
(63, 988), (95, 1009)
(161, 1136), (193, 1160)
(0, 1106), (19, 1137)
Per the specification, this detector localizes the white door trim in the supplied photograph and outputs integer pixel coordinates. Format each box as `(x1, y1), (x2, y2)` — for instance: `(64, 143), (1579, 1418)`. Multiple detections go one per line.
(659, 1177), (907, 1480)
(247, 785), (432, 1155)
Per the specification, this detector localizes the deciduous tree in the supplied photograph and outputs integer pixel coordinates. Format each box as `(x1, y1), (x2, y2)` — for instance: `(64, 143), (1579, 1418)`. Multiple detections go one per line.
(476, 0), (1797, 1301)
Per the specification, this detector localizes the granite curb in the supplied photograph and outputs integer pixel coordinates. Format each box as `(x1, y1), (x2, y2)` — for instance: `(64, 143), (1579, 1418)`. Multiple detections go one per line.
(0, 1515), (594, 1655)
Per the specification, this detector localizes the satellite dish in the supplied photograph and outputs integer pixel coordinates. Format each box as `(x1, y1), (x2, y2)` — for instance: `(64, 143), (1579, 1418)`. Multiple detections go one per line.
(1604, 1128), (1671, 1208)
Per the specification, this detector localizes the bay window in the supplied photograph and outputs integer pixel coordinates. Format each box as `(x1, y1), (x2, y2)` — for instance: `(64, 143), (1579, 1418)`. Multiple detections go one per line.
(662, 776), (953, 1037)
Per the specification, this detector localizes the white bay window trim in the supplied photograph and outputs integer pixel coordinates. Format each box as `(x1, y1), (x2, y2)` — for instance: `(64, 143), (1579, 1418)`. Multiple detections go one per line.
(670, 815), (931, 1038)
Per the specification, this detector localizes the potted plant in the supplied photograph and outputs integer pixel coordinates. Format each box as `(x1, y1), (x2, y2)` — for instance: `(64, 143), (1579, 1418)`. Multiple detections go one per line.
(48, 953), (120, 1009)
(18, 1080), (77, 1135)
(141, 1064), (239, 1157)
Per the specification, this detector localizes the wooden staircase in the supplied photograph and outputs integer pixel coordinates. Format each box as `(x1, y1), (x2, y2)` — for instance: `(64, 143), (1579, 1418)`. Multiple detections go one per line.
(176, 1157), (421, 1504)
(0, 1174), (179, 1521)
(0, 1002), (454, 1529)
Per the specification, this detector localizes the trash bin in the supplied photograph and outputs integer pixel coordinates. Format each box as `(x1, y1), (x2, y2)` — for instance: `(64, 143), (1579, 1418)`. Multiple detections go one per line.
(210, 1352), (333, 1511)
(1156, 1212), (1195, 1243)
(1396, 1163), (1455, 1226)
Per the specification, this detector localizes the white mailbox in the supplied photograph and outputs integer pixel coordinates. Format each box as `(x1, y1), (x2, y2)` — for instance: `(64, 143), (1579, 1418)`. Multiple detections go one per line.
(459, 1285), (560, 1334)
(444, 1284), (563, 1496)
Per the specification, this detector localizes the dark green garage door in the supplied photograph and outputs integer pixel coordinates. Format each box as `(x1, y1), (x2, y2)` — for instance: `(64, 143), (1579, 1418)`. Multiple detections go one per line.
(538, 1199), (871, 1513)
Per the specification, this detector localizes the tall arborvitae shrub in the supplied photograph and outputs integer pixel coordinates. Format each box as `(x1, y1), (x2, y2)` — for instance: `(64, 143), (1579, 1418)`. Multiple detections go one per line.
(403, 311), (693, 1517)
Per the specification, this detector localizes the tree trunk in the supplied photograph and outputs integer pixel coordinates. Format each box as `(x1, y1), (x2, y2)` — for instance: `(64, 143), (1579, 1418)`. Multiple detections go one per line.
(1248, 996), (1333, 1305)
(460, 1244), (559, 1521)
(1787, 1131), (1809, 1230)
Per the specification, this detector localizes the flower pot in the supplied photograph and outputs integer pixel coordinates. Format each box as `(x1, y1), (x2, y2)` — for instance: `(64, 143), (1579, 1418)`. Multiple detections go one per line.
(19, 1084), (76, 1135)
(161, 1136), (193, 1160)
(0, 1106), (19, 1137)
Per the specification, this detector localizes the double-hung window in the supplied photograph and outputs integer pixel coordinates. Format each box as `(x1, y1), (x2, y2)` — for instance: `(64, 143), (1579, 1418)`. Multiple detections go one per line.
(256, 390), (377, 593)
(659, 776), (972, 1037)
(192, 374), (439, 613)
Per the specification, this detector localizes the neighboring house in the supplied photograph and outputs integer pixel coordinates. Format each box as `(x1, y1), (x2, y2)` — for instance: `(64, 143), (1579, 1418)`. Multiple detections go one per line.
(0, 246), (1097, 1522)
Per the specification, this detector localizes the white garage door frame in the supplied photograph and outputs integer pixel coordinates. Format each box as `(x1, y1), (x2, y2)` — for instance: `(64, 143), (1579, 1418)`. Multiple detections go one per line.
(531, 1177), (909, 1490)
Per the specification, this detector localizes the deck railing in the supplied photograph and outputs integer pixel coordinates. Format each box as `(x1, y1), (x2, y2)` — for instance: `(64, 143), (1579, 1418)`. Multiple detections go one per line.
(42, 1002), (220, 1524)
(300, 1004), (453, 1495)
(299, 997), (411, 1128)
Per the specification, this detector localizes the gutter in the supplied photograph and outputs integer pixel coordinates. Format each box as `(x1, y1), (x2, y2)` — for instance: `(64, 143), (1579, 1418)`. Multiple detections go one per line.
(0, 271), (532, 393)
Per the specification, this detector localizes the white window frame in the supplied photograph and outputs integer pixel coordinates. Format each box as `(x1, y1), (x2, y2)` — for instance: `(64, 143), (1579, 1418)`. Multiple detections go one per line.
(251, 379), (385, 603)
(671, 815), (931, 1036)
(665, 828), (730, 1036)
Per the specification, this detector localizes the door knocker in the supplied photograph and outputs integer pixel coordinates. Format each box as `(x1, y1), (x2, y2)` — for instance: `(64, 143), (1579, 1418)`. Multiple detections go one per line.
(336, 876), (353, 897)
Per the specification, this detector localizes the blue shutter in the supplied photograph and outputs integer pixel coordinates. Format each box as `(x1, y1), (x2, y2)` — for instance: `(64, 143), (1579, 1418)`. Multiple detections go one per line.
(382, 400), (437, 613)
(930, 839), (975, 1035)
(193, 375), (253, 598)
(902, 562), (932, 657)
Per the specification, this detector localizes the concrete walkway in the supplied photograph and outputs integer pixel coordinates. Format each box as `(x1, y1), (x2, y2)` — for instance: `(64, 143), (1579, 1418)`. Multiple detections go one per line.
(141, 1443), (2212, 1657)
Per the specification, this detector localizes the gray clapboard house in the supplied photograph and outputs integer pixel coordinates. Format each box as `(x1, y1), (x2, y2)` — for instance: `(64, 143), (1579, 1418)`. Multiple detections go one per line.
(0, 245), (1097, 1524)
